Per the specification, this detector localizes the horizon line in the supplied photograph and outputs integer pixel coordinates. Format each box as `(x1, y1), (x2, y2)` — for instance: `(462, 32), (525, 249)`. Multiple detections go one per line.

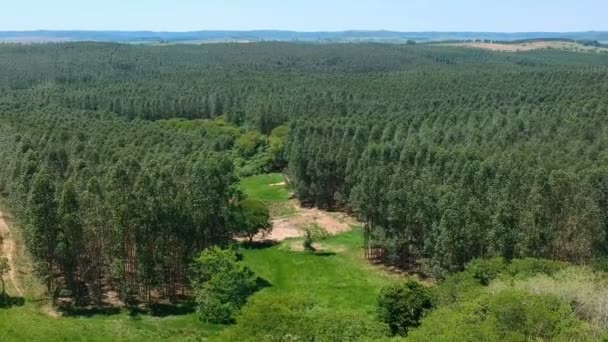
(1, 29), (607, 34)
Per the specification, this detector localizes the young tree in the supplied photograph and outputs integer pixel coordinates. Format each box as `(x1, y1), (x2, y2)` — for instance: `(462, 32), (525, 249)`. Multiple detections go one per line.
(236, 198), (272, 242)
(377, 281), (434, 336)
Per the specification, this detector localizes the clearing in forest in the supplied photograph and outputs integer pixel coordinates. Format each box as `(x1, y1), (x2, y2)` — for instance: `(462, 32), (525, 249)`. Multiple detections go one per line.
(443, 41), (608, 53)
(240, 173), (356, 241)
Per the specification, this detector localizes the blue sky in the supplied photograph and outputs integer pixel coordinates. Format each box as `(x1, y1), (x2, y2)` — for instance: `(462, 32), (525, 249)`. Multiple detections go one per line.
(2, 0), (606, 32)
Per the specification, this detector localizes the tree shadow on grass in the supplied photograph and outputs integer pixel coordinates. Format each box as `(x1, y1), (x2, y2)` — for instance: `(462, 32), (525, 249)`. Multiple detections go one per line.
(63, 305), (122, 317)
(303, 245), (337, 257)
(63, 300), (203, 318)
(149, 302), (196, 317)
(311, 251), (337, 257)
(256, 277), (272, 291)
(0, 294), (25, 308)
(240, 240), (279, 250)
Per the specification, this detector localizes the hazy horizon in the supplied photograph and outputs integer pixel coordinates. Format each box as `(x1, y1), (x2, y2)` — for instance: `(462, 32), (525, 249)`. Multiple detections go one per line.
(2, 0), (607, 32)
(2, 29), (608, 34)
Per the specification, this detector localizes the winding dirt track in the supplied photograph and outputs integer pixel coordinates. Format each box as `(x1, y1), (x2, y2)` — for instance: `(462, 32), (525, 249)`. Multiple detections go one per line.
(0, 210), (23, 297)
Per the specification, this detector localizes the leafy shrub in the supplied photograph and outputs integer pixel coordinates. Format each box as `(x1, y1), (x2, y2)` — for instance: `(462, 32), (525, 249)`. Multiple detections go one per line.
(303, 231), (314, 251)
(222, 295), (390, 341)
(434, 258), (505, 307)
(377, 281), (434, 336)
(190, 247), (258, 324)
(466, 257), (507, 286)
(301, 222), (329, 251)
(490, 266), (608, 331)
(301, 222), (330, 241)
(505, 258), (566, 278)
(407, 290), (592, 342)
(235, 131), (267, 158)
(434, 258), (568, 307)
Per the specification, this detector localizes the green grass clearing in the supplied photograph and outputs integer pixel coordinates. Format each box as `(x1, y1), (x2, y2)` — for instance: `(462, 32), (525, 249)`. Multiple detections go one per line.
(238, 228), (398, 314)
(240, 173), (295, 217)
(0, 306), (223, 342)
(240, 173), (289, 202)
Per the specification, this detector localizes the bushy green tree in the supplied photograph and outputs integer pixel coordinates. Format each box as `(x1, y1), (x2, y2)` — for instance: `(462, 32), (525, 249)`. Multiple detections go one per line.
(236, 198), (272, 242)
(190, 247), (258, 324)
(377, 281), (434, 336)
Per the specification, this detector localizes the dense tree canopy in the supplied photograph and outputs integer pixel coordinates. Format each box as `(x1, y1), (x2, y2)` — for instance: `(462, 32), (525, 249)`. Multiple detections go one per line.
(1, 41), (607, 306)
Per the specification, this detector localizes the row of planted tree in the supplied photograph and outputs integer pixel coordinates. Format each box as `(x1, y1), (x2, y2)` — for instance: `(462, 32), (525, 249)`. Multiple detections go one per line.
(286, 111), (608, 276)
(0, 107), (269, 305)
(1, 41), (608, 303)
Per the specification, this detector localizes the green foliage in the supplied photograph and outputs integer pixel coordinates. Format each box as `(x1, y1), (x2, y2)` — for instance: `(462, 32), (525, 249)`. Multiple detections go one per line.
(466, 257), (507, 286)
(1, 41), (608, 340)
(303, 232), (314, 251)
(235, 131), (266, 158)
(504, 258), (567, 278)
(235, 198), (272, 241)
(377, 281), (433, 336)
(490, 266), (608, 331)
(223, 295), (390, 341)
(267, 125), (289, 170)
(302, 222), (330, 241)
(300, 222), (329, 251)
(434, 257), (566, 307)
(190, 247), (258, 324)
(407, 290), (592, 342)
(0, 107), (242, 304)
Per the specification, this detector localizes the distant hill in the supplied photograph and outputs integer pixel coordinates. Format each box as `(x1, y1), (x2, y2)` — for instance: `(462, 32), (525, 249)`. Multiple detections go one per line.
(1, 30), (607, 44)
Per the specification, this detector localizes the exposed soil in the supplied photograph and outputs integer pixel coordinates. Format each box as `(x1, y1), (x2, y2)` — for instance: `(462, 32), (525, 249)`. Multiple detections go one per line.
(0, 210), (24, 297)
(253, 200), (357, 242)
(444, 41), (607, 53)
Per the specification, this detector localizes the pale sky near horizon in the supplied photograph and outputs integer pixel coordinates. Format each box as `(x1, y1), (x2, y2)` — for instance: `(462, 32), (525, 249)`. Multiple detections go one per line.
(2, 0), (606, 32)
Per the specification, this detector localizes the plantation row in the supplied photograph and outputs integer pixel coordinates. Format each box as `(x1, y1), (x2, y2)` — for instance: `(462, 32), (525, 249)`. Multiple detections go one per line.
(1, 41), (608, 304)
(0, 107), (277, 305)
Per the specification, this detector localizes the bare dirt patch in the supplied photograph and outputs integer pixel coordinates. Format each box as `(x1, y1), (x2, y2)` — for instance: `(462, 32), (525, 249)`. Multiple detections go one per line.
(443, 41), (607, 53)
(0, 210), (23, 297)
(253, 200), (357, 242)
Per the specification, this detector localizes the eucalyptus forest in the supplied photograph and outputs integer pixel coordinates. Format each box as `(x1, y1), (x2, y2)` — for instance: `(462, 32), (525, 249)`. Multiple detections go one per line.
(1, 42), (608, 341)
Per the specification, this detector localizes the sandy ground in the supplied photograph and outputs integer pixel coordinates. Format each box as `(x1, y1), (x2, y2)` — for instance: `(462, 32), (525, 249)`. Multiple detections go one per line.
(254, 200), (357, 242)
(0, 210), (23, 297)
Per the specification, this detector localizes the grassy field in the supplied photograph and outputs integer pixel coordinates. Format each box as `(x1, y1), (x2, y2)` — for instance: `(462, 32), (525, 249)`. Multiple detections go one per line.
(240, 173), (296, 217)
(0, 307), (223, 341)
(240, 173), (288, 202)
(240, 229), (397, 313)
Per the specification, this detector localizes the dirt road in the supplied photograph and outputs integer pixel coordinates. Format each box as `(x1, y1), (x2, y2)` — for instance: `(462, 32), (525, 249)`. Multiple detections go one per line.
(0, 210), (23, 297)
